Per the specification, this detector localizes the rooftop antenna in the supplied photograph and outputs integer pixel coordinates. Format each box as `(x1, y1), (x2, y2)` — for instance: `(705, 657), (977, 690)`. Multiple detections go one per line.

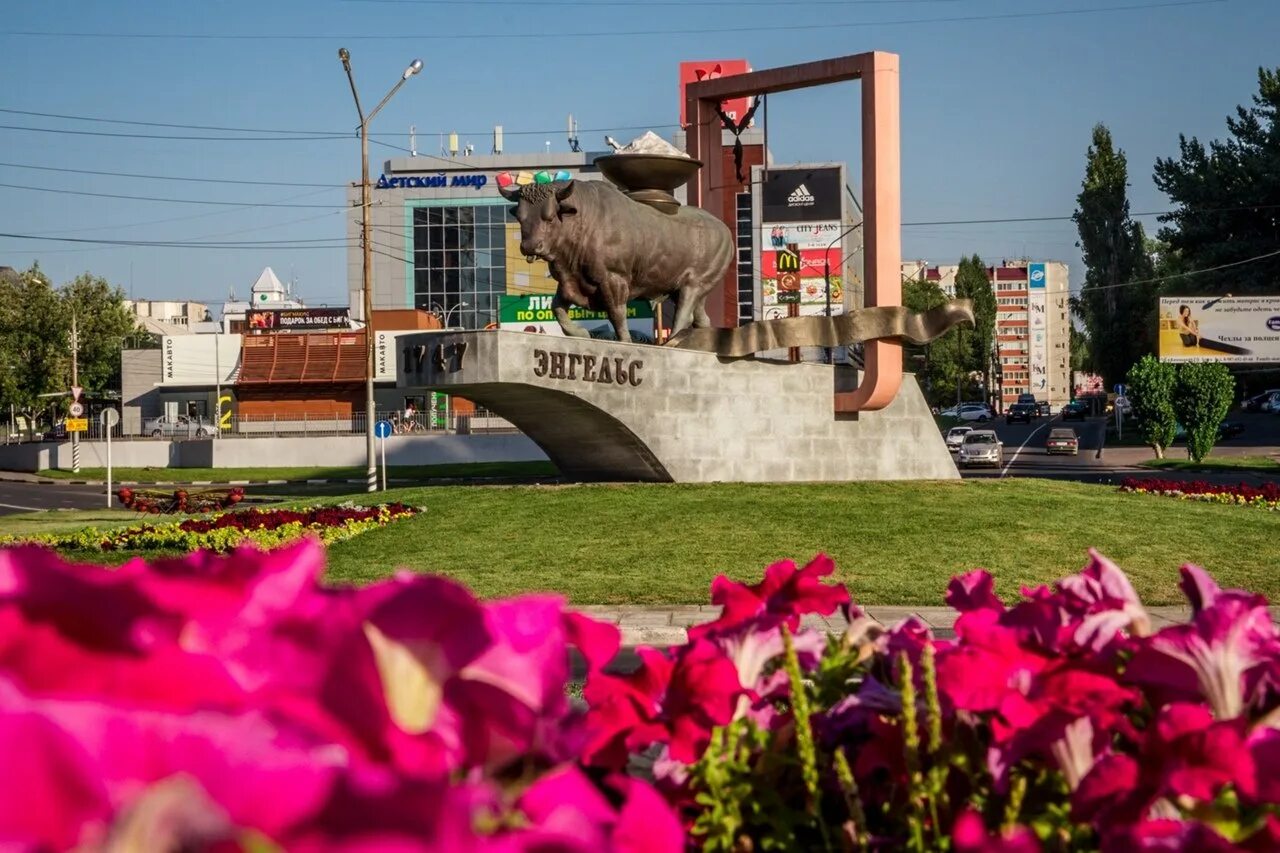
(410, 124), (418, 157)
(493, 125), (504, 155)
(567, 114), (581, 153)
(545, 139), (551, 153)
(448, 132), (459, 157)
(439, 132), (445, 157)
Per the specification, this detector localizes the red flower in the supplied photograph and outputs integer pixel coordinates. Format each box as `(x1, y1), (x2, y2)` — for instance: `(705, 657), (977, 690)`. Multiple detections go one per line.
(691, 553), (849, 639)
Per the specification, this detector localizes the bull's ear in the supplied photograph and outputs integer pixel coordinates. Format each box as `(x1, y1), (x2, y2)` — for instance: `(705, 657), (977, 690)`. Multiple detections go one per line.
(555, 180), (578, 217)
(498, 184), (521, 202)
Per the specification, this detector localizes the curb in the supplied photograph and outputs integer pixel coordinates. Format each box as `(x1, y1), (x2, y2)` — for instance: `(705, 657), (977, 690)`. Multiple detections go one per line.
(3, 474), (562, 488)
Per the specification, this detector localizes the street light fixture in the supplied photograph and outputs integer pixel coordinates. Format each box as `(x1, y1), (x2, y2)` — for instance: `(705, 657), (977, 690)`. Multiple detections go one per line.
(431, 301), (469, 328)
(339, 48), (422, 493)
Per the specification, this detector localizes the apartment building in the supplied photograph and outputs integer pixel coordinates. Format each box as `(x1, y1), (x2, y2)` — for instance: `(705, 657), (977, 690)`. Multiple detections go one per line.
(902, 259), (1071, 408)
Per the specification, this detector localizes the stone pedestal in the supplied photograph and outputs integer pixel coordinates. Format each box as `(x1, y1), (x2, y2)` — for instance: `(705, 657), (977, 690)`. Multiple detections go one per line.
(397, 330), (958, 482)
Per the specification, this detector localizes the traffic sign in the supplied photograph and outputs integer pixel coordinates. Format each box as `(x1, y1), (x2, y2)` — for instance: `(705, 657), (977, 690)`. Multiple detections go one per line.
(65, 418), (88, 432)
(374, 419), (393, 439)
(70, 386), (83, 402)
(1114, 384), (1127, 396)
(68, 402), (84, 417)
(100, 408), (119, 427)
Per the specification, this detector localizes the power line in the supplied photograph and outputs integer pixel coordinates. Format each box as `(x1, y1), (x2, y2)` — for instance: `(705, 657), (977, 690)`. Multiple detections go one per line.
(0, 123), (350, 142)
(1082, 248), (1280, 293)
(0, 160), (342, 189)
(0, 1), (1227, 41)
(346, 0), (965, 5)
(0, 107), (679, 141)
(0, 181), (344, 208)
(0, 232), (352, 249)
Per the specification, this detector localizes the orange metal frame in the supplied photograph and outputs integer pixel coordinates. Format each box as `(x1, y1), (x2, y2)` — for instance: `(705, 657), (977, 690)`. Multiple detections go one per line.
(686, 52), (902, 412)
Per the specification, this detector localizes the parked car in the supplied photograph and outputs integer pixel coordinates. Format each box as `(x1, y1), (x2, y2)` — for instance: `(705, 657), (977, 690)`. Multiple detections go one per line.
(1045, 427), (1079, 456)
(142, 415), (216, 438)
(944, 425), (973, 452)
(1220, 421), (1246, 439)
(1061, 401), (1088, 421)
(1006, 403), (1036, 424)
(940, 404), (993, 422)
(958, 430), (1003, 467)
(1242, 390), (1280, 412)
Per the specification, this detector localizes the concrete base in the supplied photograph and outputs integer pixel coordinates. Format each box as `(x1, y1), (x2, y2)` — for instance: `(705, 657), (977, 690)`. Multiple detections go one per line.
(398, 330), (958, 482)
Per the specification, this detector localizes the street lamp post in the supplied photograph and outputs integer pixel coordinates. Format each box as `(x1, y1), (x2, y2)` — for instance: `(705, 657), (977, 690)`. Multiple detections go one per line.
(822, 222), (862, 365)
(340, 48), (422, 494)
(430, 301), (469, 329)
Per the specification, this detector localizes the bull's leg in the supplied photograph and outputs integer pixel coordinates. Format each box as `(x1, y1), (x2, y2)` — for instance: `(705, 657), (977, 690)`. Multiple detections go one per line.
(671, 287), (698, 334)
(607, 302), (631, 343)
(551, 290), (590, 338)
(694, 298), (712, 328)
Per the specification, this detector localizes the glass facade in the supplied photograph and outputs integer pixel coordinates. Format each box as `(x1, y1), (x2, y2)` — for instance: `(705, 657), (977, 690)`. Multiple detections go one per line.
(735, 192), (754, 324)
(411, 203), (509, 329)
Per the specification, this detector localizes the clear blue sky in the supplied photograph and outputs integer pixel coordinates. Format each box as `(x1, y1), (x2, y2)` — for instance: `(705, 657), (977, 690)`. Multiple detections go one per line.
(0, 0), (1273, 309)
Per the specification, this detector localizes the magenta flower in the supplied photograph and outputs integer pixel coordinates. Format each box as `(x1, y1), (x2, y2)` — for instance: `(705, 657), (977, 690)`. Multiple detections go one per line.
(951, 808), (1039, 852)
(692, 553), (849, 639)
(516, 766), (683, 852)
(1128, 566), (1280, 719)
(1055, 550), (1152, 652)
(946, 569), (1004, 615)
(1074, 703), (1255, 829)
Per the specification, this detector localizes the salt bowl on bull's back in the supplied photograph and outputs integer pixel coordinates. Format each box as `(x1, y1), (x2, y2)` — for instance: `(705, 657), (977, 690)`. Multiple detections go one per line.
(496, 149), (732, 343)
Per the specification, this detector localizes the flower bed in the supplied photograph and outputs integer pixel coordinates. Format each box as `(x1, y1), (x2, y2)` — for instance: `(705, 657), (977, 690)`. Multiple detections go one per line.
(1121, 476), (1280, 509)
(0, 542), (1275, 849)
(0, 502), (420, 552)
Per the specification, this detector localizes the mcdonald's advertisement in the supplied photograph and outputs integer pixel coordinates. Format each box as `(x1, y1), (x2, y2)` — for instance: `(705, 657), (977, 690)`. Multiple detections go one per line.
(1157, 296), (1280, 364)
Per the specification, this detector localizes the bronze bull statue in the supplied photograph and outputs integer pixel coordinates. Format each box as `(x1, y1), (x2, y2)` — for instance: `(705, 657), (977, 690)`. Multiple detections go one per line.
(499, 180), (733, 343)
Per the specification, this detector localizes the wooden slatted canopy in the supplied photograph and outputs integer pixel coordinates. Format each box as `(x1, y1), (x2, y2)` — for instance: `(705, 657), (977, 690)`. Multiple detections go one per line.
(685, 52), (902, 413)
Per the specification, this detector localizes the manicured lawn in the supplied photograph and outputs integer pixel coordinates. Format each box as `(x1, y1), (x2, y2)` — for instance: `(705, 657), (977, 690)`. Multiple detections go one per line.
(0, 509), (138, 537)
(318, 479), (1276, 606)
(1140, 455), (1280, 473)
(36, 461), (558, 482)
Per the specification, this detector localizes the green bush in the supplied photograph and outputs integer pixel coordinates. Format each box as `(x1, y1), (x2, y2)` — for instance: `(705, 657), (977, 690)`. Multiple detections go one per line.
(1172, 362), (1235, 463)
(1126, 355), (1178, 458)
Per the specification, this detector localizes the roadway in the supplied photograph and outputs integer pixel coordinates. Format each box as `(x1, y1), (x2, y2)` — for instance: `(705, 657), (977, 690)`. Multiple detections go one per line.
(0, 479), (113, 518)
(955, 413), (1110, 481)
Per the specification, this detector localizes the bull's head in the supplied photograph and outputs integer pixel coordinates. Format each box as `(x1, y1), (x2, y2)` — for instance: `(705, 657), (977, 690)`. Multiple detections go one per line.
(497, 181), (577, 261)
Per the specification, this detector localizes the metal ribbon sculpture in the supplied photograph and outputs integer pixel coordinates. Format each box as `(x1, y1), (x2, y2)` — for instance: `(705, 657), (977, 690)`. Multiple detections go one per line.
(665, 301), (974, 358)
(713, 96), (763, 184)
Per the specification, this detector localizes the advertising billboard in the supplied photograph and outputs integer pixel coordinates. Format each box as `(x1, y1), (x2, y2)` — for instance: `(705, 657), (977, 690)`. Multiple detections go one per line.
(1158, 296), (1280, 363)
(246, 307), (350, 331)
(757, 165), (846, 320)
(1028, 262), (1048, 394)
(499, 295), (655, 342)
(679, 59), (753, 128)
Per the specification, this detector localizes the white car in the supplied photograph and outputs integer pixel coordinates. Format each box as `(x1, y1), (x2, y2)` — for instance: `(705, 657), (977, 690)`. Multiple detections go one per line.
(958, 430), (1003, 467)
(944, 426), (973, 452)
(941, 404), (993, 422)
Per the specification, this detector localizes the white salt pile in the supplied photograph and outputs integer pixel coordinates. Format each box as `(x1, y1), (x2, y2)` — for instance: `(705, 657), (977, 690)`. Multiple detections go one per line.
(617, 131), (690, 158)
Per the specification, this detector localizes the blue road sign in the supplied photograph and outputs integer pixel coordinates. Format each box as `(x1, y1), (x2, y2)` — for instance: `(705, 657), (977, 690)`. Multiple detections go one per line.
(1114, 384), (1127, 396)
(374, 419), (393, 439)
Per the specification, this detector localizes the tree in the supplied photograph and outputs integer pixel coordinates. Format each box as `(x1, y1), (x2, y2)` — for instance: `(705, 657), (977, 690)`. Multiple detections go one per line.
(903, 276), (963, 407)
(60, 273), (136, 394)
(1125, 355), (1178, 458)
(953, 254), (995, 401)
(0, 265), (67, 428)
(1073, 124), (1157, 388)
(1172, 362), (1235, 463)
(1153, 67), (1280, 295)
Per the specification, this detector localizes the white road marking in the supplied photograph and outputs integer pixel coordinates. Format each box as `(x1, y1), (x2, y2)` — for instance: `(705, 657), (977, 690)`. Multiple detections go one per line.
(0, 502), (40, 511)
(1000, 419), (1055, 479)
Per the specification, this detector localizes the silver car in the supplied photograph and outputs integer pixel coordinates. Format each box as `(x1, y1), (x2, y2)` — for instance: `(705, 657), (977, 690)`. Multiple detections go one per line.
(958, 430), (1003, 467)
(944, 426), (973, 452)
(142, 415), (216, 438)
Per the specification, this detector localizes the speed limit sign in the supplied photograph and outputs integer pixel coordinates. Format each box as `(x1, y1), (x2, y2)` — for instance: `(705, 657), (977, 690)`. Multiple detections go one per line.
(68, 402), (85, 417)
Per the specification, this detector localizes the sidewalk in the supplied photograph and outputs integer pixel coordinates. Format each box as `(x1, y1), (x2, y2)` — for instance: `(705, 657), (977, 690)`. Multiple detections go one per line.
(580, 604), (1224, 647)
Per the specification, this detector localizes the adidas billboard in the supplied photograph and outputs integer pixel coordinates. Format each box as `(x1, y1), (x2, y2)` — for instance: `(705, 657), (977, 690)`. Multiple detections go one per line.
(760, 166), (841, 223)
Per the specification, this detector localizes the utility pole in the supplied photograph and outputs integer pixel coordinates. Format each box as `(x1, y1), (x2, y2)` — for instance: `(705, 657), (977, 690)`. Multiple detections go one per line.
(214, 333), (221, 436)
(70, 313), (79, 473)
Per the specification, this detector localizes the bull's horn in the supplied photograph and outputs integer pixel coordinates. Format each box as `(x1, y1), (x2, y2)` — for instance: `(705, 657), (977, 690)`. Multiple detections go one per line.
(554, 180), (575, 201)
(498, 183), (521, 201)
